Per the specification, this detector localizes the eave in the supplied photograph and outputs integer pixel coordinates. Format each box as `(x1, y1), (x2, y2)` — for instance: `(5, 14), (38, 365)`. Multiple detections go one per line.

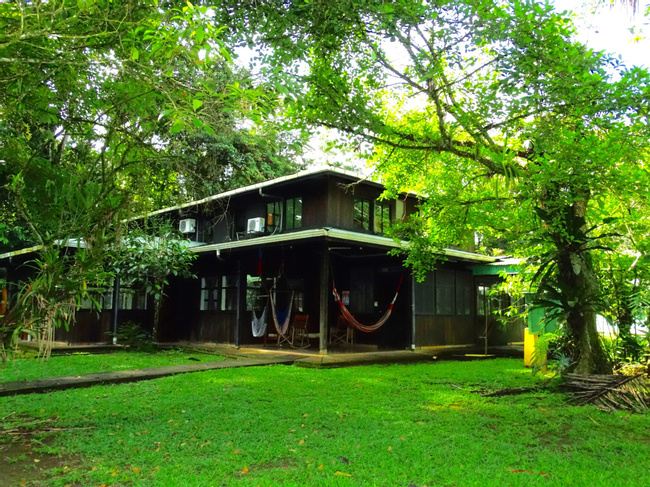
(192, 228), (497, 264)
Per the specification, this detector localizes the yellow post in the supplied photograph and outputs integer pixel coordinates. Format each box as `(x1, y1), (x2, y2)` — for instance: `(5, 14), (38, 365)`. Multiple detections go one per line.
(524, 327), (537, 367)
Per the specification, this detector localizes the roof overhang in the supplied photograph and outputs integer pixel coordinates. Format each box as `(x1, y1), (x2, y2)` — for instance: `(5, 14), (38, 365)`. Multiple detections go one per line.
(192, 228), (497, 264)
(0, 229), (498, 265)
(0, 245), (43, 261)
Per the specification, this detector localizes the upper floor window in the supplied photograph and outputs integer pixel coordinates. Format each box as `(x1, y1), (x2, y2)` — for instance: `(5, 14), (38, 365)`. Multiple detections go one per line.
(198, 219), (215, 244)
(374, 201), (391, 234)
(266, 201), (281, 233)
(285, 197), (302, 230)
(354, 197), (370, 231)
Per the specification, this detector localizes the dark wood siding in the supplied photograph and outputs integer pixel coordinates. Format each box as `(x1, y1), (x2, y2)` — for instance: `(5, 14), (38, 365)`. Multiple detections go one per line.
(55, 311), (112, 344)
(414, 315), (476, 347)
(190, 313), (237, 343)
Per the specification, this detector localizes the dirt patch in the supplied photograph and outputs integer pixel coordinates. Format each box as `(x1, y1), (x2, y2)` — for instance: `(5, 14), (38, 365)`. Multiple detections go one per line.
(0, 435), (83, 486)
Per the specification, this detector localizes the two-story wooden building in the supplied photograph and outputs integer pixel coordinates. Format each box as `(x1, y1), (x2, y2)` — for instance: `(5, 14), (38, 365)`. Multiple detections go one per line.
(1, 168), (523, 353)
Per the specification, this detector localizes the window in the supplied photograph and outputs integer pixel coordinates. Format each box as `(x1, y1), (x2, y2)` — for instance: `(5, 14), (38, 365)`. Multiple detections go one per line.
(198, 219), (215, 243)
(246, 275), (264, 312)
(101, 281), (147, 311)
(414, 271), (435, 315)
(353, 197), (370, 231)
(435, 269), (455, 315)
(350, 269), (374, 314)
(119, 287), (148, 310)
(396, 199), (406, 220)
(477, 285), (488, 316)
(289, 278), (305, 313)
(201, 275), (238, 311)
(266, 201), (281, 233)
(374, 201), (391, 234)
(285, 197), (302, 230)
(455, 271), (473, 315)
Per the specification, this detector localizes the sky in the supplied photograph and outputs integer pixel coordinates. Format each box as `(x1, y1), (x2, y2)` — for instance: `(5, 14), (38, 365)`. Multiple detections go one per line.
(559, 0), (649, 69)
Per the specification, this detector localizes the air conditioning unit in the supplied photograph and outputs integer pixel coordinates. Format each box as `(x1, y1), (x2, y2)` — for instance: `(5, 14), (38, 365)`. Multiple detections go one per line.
(247, 217), (265, 234)
(179, 218), (196, 234)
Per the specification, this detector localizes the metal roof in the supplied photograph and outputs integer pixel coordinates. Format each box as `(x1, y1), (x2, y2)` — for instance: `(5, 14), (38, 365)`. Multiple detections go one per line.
(143, 167), (388, 219)
(192, 227), (497, 264)
(0, 245), (43, 261)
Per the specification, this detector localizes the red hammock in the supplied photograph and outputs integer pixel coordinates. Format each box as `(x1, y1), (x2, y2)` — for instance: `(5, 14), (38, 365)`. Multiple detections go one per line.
(332, 275), (403, 333)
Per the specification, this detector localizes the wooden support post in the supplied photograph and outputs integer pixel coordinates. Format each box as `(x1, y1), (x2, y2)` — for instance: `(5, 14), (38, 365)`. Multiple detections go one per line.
(235, 260), (244, 348)
(319, 245), (329, 354)
(411, 274), (416, 350)
(111, 277), (120, 345)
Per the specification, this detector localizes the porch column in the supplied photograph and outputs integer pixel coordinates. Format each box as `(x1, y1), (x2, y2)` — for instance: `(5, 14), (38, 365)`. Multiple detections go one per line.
(111, 277), (120, 345)
(411, 274), (416, 350)
(235, 259), (245, 348)
(319, 245), (329, 354)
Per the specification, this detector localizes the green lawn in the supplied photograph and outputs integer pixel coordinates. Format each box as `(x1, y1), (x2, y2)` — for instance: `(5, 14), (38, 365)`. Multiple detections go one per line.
(0, 349), (225, 383)
(1, 358), (648, 486)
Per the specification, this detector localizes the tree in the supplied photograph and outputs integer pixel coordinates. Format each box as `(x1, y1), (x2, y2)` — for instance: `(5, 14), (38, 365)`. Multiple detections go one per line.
(0, 0), (303, 358)
(113, 221), (196, 341)
(220, 0), (650, 374)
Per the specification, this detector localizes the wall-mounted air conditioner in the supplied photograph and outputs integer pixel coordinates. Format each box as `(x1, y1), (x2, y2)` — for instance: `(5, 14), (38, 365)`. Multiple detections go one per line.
(179, 218), (196, 234)
(247, 217), (265, 234)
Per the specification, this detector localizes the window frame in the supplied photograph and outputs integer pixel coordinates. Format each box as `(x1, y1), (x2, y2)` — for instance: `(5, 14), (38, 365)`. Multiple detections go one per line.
(200, 275), (238, 312)
(285, 197), (303, 230)
(374, 200), (391, 234)
(353, 197), (371, 231)
(266, 201), (282, 233)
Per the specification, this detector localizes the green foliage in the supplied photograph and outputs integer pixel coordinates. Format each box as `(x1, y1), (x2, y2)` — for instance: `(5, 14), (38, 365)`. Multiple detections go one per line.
(112, 321), (154, 352)
(1, 246), (113, 362)
(0, 0), (304, 357)
(219, 0), (650, 373)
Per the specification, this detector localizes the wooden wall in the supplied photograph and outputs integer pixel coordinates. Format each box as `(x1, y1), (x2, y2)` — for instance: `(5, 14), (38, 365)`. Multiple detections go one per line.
(414, 315), (476, 347)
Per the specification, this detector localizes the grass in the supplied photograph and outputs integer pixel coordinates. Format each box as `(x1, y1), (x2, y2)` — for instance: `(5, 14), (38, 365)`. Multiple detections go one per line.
(1, 358), (649, 486)
(0, 349), (226, 383)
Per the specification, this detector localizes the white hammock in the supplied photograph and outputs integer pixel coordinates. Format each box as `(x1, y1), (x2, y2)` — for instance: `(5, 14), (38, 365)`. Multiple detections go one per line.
(251, 301), (268, 337)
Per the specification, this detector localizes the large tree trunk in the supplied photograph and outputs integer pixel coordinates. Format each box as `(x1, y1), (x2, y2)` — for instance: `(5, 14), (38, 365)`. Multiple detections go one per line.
(550, 198), (611, 375)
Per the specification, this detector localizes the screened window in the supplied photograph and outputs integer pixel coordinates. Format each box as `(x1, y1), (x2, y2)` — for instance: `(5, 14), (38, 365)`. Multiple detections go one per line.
(220, 275), (237, 311)
(477, 285), (489, 316)
(266, 201), (281, 233)
(435, 269), (455, 315)
(354, 197), (371, 231)
(414, 271), (435, 315)
(455, 271), (473, 315)
(289, 278), (305, 313)
(285, 197), (302, 230)
(350, 269), (374, 314)
(374, 201), (391, 234)
(246, 275), (264, 312)
(101, 280), (147, 311)
(201, 275), (238, 311)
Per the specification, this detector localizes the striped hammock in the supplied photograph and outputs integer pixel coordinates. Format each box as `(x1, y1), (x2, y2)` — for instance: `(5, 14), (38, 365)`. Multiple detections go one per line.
(332, 276), (403, 333)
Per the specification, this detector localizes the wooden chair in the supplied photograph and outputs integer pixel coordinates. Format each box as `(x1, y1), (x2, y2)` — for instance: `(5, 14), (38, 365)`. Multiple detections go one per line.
(330, 315), (354, 346)
(291, 314), (310, 348)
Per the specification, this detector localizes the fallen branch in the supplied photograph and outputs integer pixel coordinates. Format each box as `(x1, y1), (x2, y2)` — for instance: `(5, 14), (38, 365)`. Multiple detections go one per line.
(560, 373), (650, 412)
(482, 387), (537, 397)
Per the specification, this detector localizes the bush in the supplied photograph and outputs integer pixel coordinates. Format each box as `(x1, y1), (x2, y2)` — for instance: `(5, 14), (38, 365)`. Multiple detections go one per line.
(113, 322), (155, 352)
